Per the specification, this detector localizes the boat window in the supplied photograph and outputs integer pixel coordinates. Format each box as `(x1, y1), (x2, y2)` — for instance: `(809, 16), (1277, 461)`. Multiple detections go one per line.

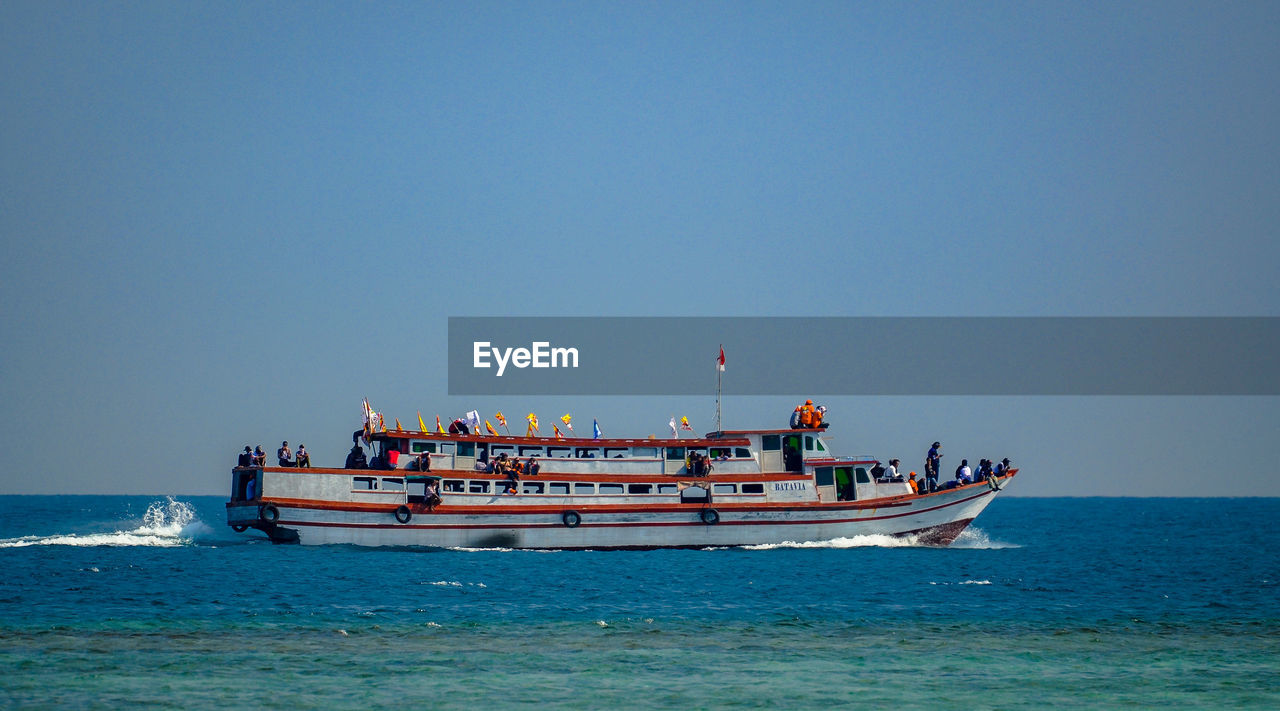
(804, 436), (815, 451)
(353, 476), (377, 490)
(518, 446), (544, 456)
(573, 483), (595, 494)
(439, 443), (456, 455)
(741, 483), (764, 494)
(627, 484), (652, 495)
(457, 441), (476, 457)
(604, 448), (629, 459)
(522, 482), (545, 495)
(381, 478), (404, 492)
(855, 467), (871, 484)
(816, 439), (827, 453)
(547, 447), (571, 458)
(815, 467), (834, 486)
(665, 447), (685, 460)
(469, 481), (490, 494)
(735, 448), (751, 458)
(410, 441), (436, 454)
(657, 484), (678, 494)
(443, 479), (465, 493)
(713, 484), (736, 494)
(574, 448), (601, 459)
(761, 435), (780, 451)
(492, 446), (515, 459)
(632, 447), (658, 458)
(548, 482), (570, 495)
(686, 448), (706, 460)
(709, 448), (730, 459)
(598, 483), (624, 495)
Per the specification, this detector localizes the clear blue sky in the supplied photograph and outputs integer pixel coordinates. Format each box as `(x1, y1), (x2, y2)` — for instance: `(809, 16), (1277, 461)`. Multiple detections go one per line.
(2, 1), (1276, 495)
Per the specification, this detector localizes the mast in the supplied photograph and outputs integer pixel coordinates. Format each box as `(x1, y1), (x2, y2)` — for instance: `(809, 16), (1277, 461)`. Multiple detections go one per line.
(715, 344), (724, 432)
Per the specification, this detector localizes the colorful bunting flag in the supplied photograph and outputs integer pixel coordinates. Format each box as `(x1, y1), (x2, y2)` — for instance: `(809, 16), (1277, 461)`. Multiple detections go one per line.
(418, 411), (427, 432)
(680, 416), (693, 432)
(485, 420), (498, 436)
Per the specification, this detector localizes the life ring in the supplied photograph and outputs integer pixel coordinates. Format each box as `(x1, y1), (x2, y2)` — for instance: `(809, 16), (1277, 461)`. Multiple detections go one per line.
(701, 508), (720, 525)
(562, 510), (582, 528)
(395, 505), (413, 524)
(259, 504), (280, 523)
(232, 524), (248, 533)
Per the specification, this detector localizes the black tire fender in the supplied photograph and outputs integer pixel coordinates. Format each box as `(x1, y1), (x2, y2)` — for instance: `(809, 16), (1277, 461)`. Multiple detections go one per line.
(259, 504), (280, 524)
(395, 505), (412, 524)
(562, 510), (582, 528)
(701, 508), (720, 525)
(232, 524), (248, 533)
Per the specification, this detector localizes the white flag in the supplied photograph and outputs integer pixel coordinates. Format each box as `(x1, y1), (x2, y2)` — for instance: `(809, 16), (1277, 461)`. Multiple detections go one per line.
(668, 417), (678, 438)
(466, 410), (481, 429)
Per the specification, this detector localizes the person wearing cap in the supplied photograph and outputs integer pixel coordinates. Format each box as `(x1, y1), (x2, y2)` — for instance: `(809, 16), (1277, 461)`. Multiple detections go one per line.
(296, 444), (311, 468)
(926, 442), (942, 493)
(237, 446), (252, 468)
(277, 440), (293, 467)
(908, 471), (919, 495)
(995, 457), (1011, 477)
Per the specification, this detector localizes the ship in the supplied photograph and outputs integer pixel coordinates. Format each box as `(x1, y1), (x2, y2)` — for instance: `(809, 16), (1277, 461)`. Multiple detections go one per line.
(225, 417), (1016, 548)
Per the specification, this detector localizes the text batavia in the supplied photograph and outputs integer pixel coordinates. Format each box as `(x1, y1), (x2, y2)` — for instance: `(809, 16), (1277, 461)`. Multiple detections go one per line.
(473, 341), (580, 377)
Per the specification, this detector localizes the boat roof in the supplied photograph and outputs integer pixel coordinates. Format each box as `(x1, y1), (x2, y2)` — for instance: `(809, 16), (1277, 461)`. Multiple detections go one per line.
(372, 430), (752, 448)
(708, 428), (829, 437)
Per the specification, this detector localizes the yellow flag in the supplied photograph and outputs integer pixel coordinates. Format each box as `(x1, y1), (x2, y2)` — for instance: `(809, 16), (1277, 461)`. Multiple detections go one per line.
(553, 424), (564, 440)
(436, 415), (445, 434)
(395, 418), (403, 431)
(495, 412), (507, 428)
(418, 411), (427, 432)
(486, 420), (498, 436)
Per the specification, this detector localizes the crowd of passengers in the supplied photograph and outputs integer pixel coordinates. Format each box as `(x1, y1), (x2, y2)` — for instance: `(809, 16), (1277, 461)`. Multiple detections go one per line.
(236, 441), (311, 468)
(863, 442), (1012, 495)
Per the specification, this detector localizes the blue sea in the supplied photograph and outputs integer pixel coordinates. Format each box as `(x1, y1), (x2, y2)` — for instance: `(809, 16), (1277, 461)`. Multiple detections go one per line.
(1, 496), (1276, 709)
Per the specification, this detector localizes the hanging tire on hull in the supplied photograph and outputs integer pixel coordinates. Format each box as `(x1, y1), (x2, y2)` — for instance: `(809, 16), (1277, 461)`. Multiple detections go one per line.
(562, 510), (582, 528)
(259, 504), (280, 523)
(700, 508), (720, 525)
(395, 505), (412, 524)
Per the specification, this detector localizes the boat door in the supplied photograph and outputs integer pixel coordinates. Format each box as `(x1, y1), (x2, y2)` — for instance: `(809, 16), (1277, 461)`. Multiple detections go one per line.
(760, 434), (782, 472)
(783, 434), (803, 472)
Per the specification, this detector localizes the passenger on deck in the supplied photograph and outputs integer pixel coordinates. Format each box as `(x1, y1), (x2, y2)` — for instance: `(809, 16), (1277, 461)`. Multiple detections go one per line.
(884, 459), (900, 481)
(976, 459), (991, 482)
(296, 444), (311, 468)
(415, 453), (431, 472)
(238, 446), (252, 468)
(908, 472), (919, 494)
(526, 457), (540, 477)
(799, 400), (815, 428)
(995, 458), (1011, 477)
(955, 459), (972, 484)
(278, 441), (293, 467)
(790, 407), (802, 429)
(870, 461), (886, 480)
(926, 442), (941, 493)
(253, 445), (266, 467)
(425, 481), (442, 510)
(813, 405), (827, 429)
(345, 444), (367, 469)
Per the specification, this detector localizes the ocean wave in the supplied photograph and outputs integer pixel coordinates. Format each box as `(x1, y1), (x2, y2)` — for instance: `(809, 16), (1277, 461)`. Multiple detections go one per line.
(0, 497), (201, 548)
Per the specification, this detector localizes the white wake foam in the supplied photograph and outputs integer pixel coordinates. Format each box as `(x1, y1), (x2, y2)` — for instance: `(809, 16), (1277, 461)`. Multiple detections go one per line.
(0, 497), (200, 548)
(738, 534), (922, 550)
(950, 527), (1020, 549)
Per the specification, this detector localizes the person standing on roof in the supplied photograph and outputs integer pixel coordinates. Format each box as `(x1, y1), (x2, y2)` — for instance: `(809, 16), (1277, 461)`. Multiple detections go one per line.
(925, 442), (941, 493)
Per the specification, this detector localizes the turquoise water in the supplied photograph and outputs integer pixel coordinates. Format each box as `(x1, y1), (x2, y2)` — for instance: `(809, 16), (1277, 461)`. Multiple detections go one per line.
(1, 496), (1277, 709)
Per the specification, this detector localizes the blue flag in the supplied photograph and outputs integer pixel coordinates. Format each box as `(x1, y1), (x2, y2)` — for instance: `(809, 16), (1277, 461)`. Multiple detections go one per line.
(592, 419), (601, 439)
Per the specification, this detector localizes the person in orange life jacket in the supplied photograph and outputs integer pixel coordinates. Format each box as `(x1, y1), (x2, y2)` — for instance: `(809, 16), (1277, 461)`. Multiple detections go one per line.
(908, 472), (919, 494)
(799, 400), (815, 427)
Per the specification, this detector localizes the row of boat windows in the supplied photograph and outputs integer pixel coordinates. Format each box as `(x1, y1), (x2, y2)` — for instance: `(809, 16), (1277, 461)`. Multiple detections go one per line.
(408, 441), (752, 460)
(352, 476), (765, 496)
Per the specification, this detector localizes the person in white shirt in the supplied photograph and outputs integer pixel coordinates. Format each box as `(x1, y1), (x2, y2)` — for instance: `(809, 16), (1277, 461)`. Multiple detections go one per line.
(884, 459), (900, 481)
(956, 459), (972, 483)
